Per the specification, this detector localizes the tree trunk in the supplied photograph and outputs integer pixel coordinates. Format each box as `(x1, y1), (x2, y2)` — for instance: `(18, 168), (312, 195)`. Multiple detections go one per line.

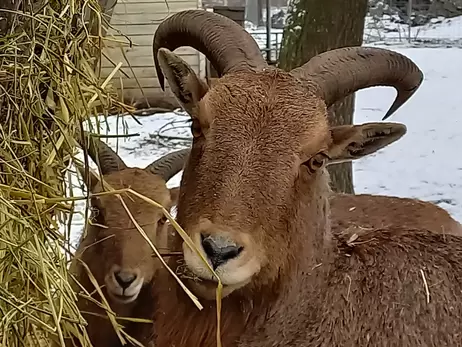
(278, 0), (368, 194)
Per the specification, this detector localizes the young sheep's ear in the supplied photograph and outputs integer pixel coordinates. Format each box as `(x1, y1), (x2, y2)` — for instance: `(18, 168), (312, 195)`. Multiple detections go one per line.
(326, 122), (407, 166)
(157, 48), (209, 115)
(75, 163), (100, 192)
(169, 187), (180, 207)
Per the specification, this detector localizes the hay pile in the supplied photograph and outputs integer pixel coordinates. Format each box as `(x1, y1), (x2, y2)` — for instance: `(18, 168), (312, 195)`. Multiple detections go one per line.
(0, 0), (123, 345)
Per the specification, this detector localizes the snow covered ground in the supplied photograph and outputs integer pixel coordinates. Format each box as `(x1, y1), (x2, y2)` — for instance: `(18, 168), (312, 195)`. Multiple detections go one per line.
(352, 47), (461, 220)
(363, 14), (462, 45)
(63, 17), (462, 248)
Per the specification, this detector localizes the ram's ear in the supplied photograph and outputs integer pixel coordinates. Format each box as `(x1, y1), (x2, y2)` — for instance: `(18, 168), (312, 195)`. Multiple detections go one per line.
(326, 122), (407, 166)
(157, 48), (209, 115)
(75, 163), (100, 192)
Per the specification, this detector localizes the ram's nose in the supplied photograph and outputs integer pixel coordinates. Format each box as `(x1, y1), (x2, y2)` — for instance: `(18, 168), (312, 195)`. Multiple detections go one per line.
(201, 233), (243, 269)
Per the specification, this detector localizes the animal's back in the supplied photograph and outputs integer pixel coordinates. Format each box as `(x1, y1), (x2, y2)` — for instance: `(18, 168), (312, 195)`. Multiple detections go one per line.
(149, 207), (462, 347)
(330, 193), (462, 236)
(303, 227), (462, 347)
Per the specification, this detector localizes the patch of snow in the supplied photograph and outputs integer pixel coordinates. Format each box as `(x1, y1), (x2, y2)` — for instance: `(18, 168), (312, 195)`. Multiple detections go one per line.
(353, 47), (462, 221)
(364, 14), (462, 45)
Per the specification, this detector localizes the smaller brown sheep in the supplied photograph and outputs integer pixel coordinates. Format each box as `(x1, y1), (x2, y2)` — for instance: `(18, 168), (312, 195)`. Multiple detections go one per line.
(66, 134), (189, 347)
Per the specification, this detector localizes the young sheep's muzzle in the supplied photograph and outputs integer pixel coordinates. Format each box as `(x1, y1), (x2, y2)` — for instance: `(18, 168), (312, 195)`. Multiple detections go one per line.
(104, 265), (144, 304)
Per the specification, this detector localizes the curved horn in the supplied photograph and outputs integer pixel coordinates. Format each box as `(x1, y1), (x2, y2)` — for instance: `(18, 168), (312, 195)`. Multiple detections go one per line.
(153, 10), (267, 90)
(77, 131), (128, 175)
(291, 47), (424, 120)
(144, 148), (190, 182)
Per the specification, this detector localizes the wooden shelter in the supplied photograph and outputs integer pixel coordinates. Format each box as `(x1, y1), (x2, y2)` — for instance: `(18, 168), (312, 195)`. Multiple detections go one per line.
(100, 0), (205, 103)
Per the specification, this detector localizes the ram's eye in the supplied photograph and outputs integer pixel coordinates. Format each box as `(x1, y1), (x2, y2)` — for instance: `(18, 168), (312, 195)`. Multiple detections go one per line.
(304, 153), (328, 174)
(191, 118), (202, 138)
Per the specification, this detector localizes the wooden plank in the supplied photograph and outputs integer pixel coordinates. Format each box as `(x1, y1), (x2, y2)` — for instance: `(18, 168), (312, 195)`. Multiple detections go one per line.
(104, 45), (198, 60)
(120, 87), (173, 101)
(103, 35), (192, 49)
(112, 1), (197, 14)
(111, 12), (187, 25)
(108, 24), (179, 36)
(105, 45), (198, 56)
(100, 53), (199, 70)
(107, 31), (258, 48)
(101, 65), (199, 79)
(106, 35), (161, 47)
(110, 77), (165, 89)
(110, 75), (200, 90)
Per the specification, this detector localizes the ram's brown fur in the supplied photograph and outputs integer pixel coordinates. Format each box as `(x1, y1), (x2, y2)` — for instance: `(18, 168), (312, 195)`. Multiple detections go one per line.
(144, 9), (462, 347)
(330, 193), (462, 236)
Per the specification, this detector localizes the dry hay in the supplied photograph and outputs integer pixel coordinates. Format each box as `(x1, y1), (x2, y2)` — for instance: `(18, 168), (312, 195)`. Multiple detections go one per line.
(0, 0), (127, 345)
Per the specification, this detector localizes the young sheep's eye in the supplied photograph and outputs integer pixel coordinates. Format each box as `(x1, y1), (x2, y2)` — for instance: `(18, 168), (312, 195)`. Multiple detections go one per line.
(158, 215), (168, 226)
(89, 206), (104, 224)
(90, 207), (99, 219)
(191, 118), (202, 138)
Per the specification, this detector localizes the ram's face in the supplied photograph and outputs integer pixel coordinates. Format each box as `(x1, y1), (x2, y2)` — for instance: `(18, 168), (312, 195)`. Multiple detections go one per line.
(172, 69), (331, 299)
(153, 16), (423, 300)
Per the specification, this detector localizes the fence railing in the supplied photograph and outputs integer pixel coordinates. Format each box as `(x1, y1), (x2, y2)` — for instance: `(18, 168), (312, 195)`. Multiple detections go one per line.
(249, 29), (284, 64)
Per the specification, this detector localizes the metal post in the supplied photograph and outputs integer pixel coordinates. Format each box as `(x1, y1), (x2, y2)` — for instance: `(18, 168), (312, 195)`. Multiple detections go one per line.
(266, 0), (271, 63)
(407, 0), (413, 42)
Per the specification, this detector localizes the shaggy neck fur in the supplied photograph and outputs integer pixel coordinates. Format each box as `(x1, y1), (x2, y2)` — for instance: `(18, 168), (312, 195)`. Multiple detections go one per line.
(151, 169), (333, 347)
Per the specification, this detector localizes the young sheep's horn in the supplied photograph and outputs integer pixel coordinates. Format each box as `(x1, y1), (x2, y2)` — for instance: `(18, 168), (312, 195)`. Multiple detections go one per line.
(144, 148), (190, 182)
(77, 131), (128, 175)
(153, 9), (267, 91)
(290, 47), (424, 120)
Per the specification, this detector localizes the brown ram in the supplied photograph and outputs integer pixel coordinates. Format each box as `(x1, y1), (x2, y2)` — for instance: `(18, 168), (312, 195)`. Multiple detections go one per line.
(67, 135), (187, 347)
(145, 9), (462, 347)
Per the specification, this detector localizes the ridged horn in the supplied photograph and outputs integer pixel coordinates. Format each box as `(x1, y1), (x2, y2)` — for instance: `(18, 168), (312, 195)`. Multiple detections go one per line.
(77, 131), (128, 175)
(153, 10), (267, 90)
(144, 148), (190, 182)
(291, 47), (424, 120)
